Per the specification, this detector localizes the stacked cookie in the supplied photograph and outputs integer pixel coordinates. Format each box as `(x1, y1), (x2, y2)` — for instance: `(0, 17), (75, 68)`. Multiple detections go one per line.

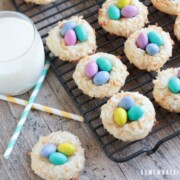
(31, 131), (85, 180)
(101, 92), (156, 141)
(152, 0), (180, 41)
(73, 53), (129, 98)
(98, 0), (148, 37)
(46, 16), (97, 62)
(153, 68), (180, 113)
(124, 25), (173, 71)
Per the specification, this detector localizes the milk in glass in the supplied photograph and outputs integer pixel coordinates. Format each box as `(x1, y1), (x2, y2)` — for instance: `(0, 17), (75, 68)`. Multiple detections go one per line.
(0, 11), (45, 95)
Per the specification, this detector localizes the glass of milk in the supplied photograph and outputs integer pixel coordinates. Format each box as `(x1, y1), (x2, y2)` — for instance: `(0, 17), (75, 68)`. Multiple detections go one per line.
(0, 11), (45, 96)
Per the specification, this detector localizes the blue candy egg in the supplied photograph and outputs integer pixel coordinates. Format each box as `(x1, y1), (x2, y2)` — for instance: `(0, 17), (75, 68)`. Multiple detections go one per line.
(75, 24), (88, 42)
(148, 31), (164, 46)
(60, 21), (76, 36)
(168, 77), (180, 93)
(108, 5), (121, 20)
(41, 144), (56, 158)
(128, 105), (144, 121)
(119, 96), (135, 110)
(93, 71), (110, 86)
(146, 43), (159, 55)
(49, 152), (68, 165)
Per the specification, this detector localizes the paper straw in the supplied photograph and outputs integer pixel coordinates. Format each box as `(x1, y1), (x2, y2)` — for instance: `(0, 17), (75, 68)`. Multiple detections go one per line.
(4, 61), (50, 159)
(0, 94), (83, 122)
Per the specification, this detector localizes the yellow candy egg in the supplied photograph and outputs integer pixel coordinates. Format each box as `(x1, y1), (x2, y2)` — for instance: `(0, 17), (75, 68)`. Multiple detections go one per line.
(113, 107), (127, 126)
(57, 143), (76, 156)
(117, 0), (131, 9)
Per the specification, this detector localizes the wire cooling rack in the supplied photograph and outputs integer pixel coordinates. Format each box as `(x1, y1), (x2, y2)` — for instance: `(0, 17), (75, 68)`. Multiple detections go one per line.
(12, 0), (180, 162)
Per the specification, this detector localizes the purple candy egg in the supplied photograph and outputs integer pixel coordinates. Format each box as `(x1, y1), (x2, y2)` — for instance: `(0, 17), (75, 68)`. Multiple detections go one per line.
(136, 32), (148, 49)
(64, 29), (77, 46)
(178, 69), (180, 78)
(85, 61), (98, 78)
(121, 5), (139, 18)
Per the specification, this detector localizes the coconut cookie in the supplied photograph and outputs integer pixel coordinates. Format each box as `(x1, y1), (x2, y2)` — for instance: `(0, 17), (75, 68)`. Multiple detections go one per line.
(98, 0), (148, 37)
(152, 0), (180, 15)
(153, 68), (180, 112)
(25, 0), (55, 5)
(101, 92), (156, 142)
(46, 16), (97, 62)
(73, 53), (129, 98)
(31, 131), (85, 180)
(174, 15), (180, 41)
(124, 25), (173, 71)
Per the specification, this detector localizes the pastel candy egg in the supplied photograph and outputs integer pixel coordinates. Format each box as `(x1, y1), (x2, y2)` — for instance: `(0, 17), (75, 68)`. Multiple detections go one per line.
(85, 61), (98, 78)
(116, 0), (130, 9)
(75, 24), (87, 42)
(108, 5), (121, 20)
(60, 21), (76, 36)
(113, 107), (127, 126)
(119, 96), (135, 110)
(148, 31), (164, 46)
(168, 77), (180, 93)
(128, 105), (144, 121)
(93, 71), (110, 86)
(136, 32), (148, 49)
(121, 5), (139, 18)
(64, 29), (77, 46)
(57, 143), (76, 156)
(146, 43), (159, 55)
(41, 144), (56, 158)
(96, 57), (112, 72)
(178, 69), (180, 78)
(49, 152), (68, 165)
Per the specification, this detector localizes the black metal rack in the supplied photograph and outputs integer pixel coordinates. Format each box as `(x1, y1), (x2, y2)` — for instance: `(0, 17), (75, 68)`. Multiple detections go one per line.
(12, 0), (180, 162)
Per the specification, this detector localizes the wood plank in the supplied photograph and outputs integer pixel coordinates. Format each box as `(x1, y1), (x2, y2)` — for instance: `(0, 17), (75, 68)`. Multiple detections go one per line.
(0, 101), (31, 180)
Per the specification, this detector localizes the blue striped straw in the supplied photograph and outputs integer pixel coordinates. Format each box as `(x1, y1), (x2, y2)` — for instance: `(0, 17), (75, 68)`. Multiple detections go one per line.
(4, 60), (50, 159)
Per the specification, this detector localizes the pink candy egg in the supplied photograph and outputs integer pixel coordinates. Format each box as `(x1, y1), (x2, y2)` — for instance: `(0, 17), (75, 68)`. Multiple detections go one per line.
(121, 5), (139, 18)
(85, 61), (98, 78)
(136, 32), (148, 49)
(64, 29), (77, 46)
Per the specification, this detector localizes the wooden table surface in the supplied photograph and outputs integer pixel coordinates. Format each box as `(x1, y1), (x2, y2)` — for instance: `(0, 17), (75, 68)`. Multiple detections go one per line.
(0, 1), (180, 180)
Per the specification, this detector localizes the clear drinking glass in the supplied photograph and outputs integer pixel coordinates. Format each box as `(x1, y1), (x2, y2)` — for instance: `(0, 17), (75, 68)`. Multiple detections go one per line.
(0, 11), (45, 96)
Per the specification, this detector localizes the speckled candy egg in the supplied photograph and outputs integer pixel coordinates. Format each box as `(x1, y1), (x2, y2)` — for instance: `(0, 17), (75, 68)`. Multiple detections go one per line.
(49, 152), (68, 165)
(116, 0), (130, 9)
(57, 143), (76, 156)
(64, 29), (77, 46)
(136, 32), (148, 49)
(121, 5), (139, 18)
(93, 71), (110, 86)
(108, 5), (121, 20)
(75, 24), (87, 42)
(146, 43), (159, 55)
(41, 144), (56, 158)
(85, 61), (98, 78)
(96, 57), (112, 72)
(119, 96), (135, 110)
(148, 31), (164, 46)
(60, 21), (76, 36)
(168, 77), (180, 93)
(114, 107), (127, 126)
(128, 105), (144, 121)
